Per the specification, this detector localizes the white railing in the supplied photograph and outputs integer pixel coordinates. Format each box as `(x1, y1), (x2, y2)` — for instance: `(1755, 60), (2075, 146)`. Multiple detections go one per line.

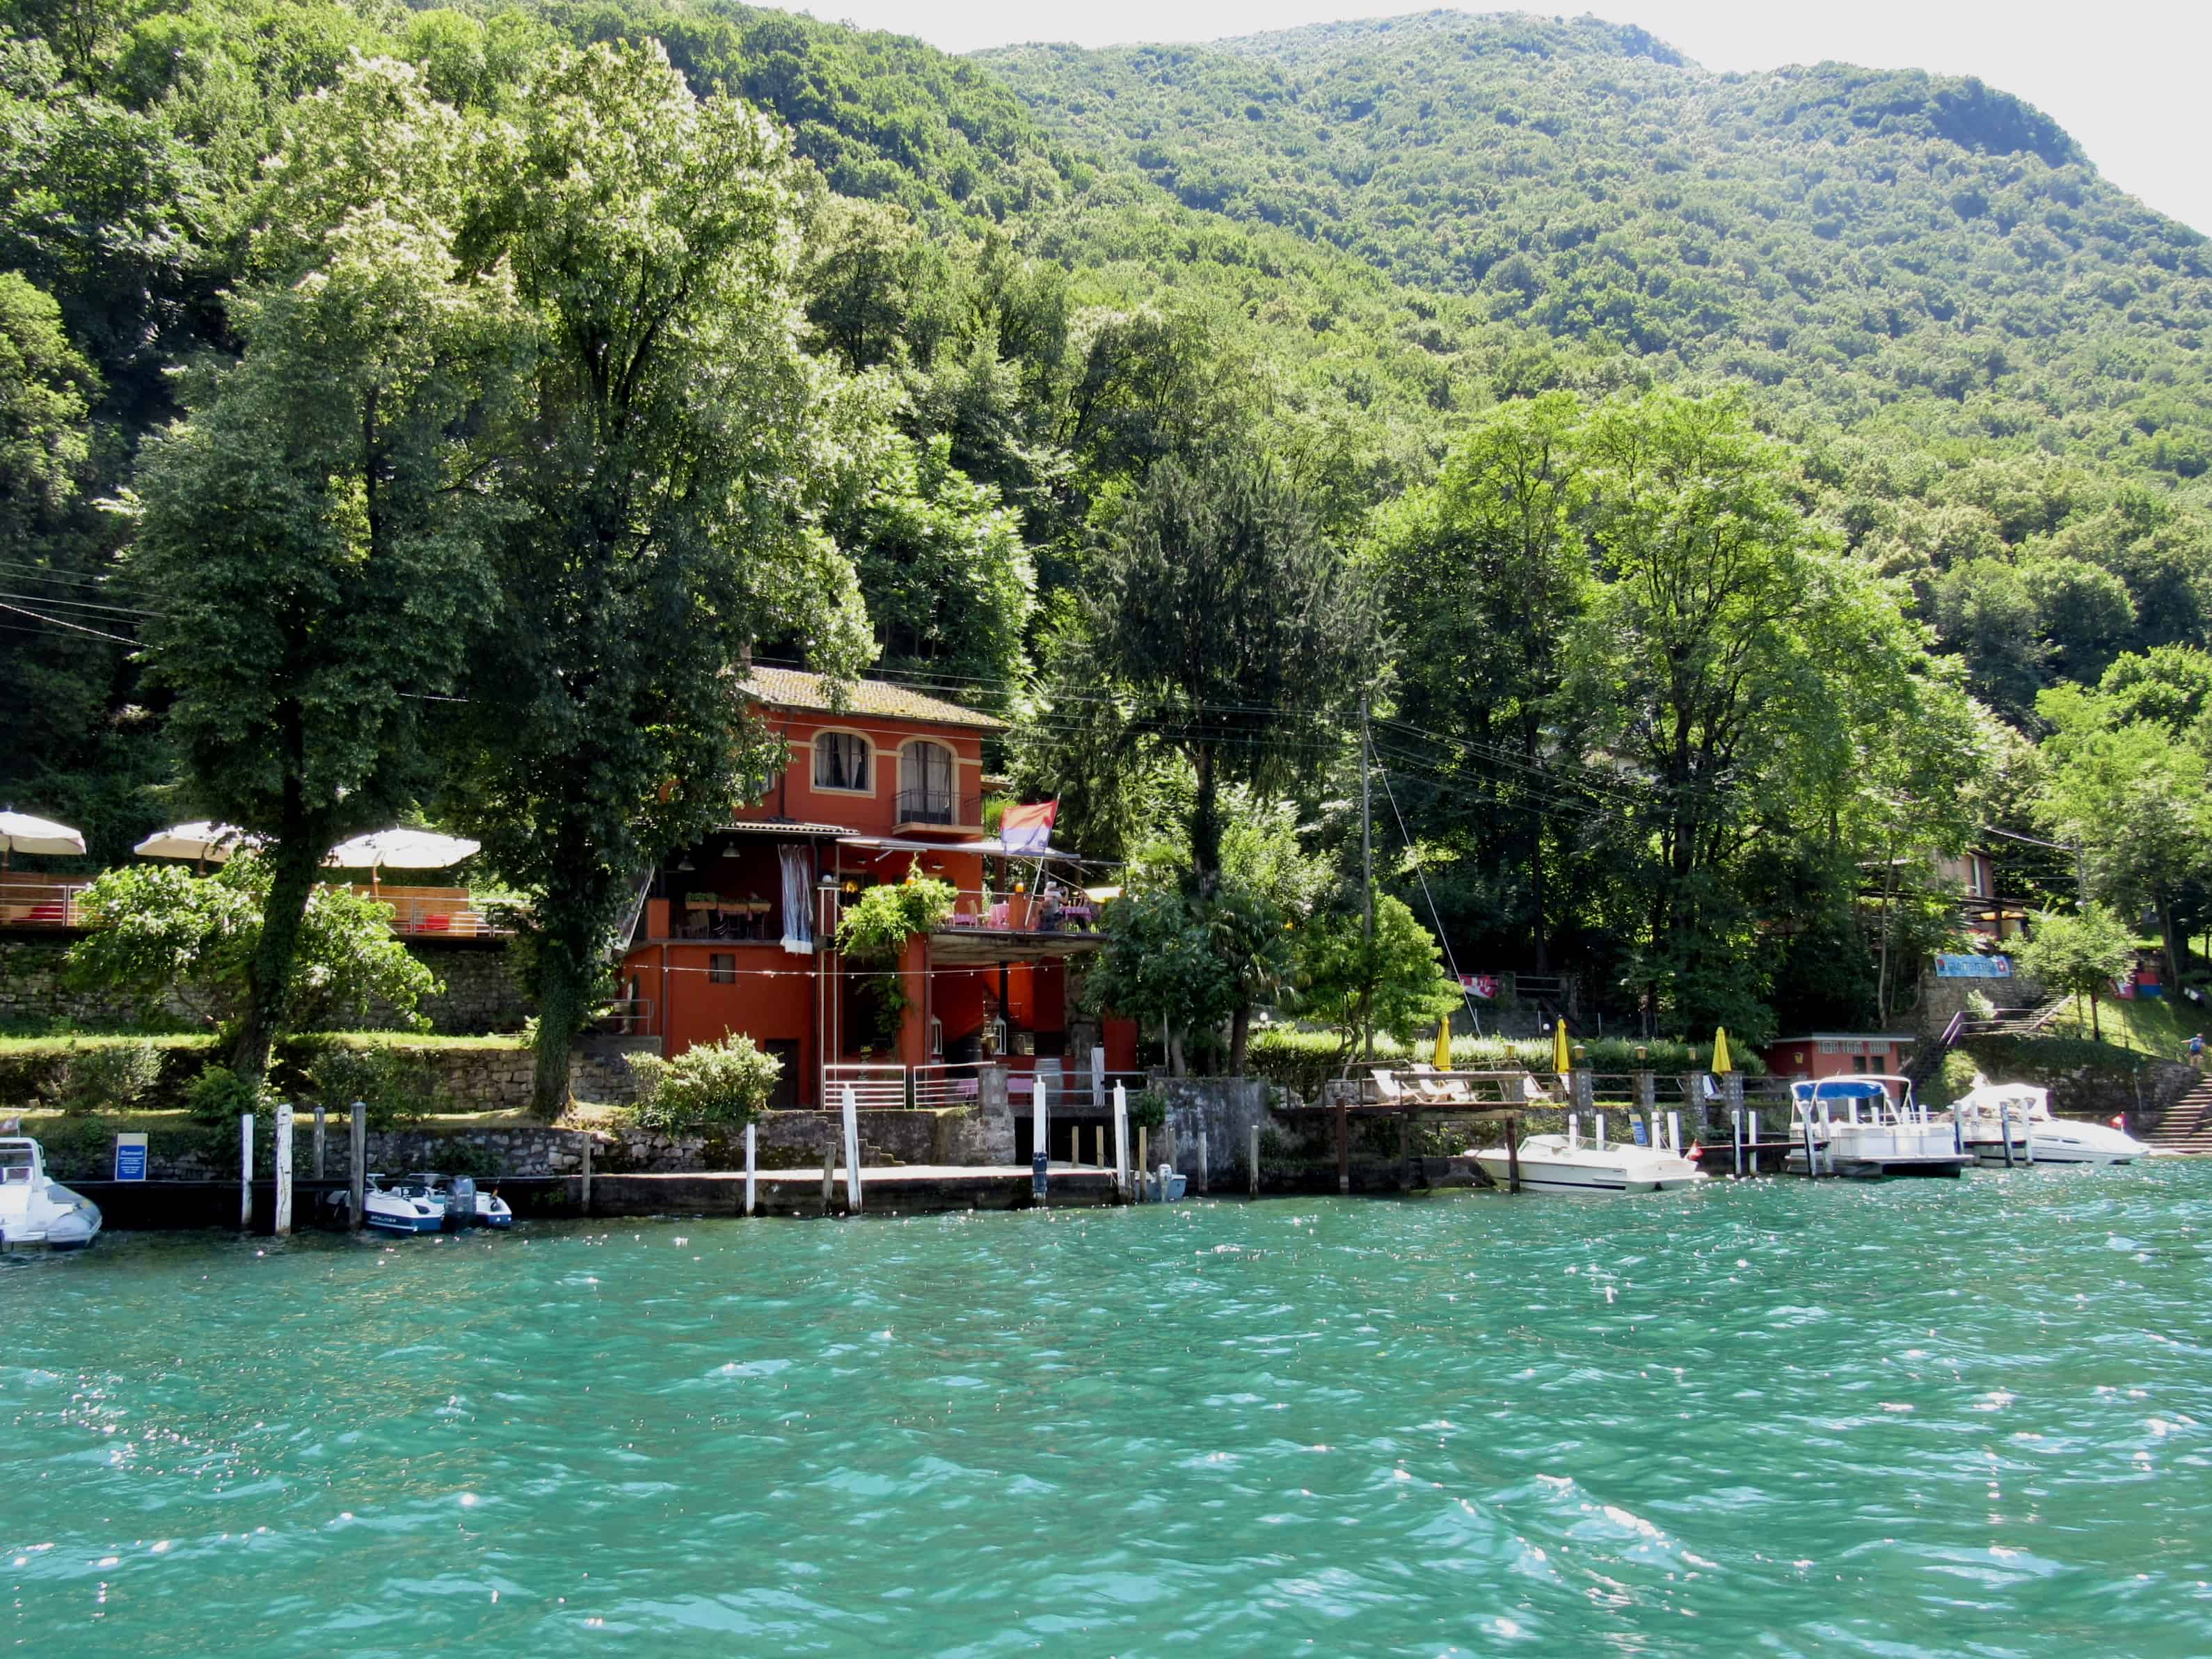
(821, 1062), (908, 1111)
(912, 1061), (989, 1108)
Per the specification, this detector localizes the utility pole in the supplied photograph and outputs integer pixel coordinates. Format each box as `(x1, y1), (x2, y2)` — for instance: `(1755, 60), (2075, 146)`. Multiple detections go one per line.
(1360, 690), (1375, 1060)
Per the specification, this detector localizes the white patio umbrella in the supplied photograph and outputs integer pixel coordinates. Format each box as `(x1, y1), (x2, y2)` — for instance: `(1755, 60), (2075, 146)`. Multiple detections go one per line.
(324, 828), (481, 882)
(0, 810), (86, 870)
(134, 821), (260, 866)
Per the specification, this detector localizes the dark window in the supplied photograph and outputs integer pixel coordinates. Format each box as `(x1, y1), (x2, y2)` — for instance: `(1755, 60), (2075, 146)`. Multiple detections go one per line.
(814, 731), (870, 791)
(708, 953), (736, 984)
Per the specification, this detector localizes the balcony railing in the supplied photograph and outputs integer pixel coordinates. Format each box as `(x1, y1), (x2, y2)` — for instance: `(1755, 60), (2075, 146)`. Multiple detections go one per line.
(0, 880), (89, 928)
(894, 788), (982, 829)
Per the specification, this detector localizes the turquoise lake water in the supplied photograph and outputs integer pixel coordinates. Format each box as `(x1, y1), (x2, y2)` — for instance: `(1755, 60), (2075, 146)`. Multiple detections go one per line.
(6, 1166), (2212, 1657)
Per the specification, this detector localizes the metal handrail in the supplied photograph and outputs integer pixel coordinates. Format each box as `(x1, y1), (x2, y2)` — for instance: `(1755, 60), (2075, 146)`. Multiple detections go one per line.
(820, 1061), (909, 1111)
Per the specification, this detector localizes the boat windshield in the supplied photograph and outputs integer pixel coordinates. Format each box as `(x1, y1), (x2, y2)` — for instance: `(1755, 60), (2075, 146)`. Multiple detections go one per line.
(1791, 1077), (1917, 1121)
(0, 1142), (39, 1183)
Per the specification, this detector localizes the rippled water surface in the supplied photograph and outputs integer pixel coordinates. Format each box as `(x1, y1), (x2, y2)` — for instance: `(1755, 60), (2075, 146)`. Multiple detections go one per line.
(8, 1166), (2212, 1656)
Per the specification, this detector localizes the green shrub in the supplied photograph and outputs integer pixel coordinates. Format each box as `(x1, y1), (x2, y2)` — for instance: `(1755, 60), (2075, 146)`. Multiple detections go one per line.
(49, 1040), (163, 1116)
(303, 1044), (443, 1129)
(1126, 1087), (1169, 1130)
(183, 1065), (276, 1125)
(626, 1036), (781, 1134)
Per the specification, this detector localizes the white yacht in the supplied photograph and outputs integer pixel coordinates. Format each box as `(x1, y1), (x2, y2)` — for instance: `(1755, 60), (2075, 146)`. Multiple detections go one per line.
(1474, 1116), (1704, 1193)
(0, 1137), (102, 1249)
(1946, 1078), (2149, 1166)
(1784, 1075), (1973, 1178)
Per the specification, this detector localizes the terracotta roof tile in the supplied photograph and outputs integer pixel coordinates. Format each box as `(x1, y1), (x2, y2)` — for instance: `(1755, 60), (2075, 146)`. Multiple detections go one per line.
(740, 666), (1003, 731)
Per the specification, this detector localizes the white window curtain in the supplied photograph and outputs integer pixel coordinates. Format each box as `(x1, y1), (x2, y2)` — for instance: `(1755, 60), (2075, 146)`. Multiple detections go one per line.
(900, 741), (954, 809)
(779, 846), (813, 955)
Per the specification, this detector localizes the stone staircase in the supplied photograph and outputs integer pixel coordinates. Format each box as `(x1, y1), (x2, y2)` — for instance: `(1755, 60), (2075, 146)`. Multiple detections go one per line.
(1980, 997), (2071, 1038)
(2145, 1074), (2212, 1153)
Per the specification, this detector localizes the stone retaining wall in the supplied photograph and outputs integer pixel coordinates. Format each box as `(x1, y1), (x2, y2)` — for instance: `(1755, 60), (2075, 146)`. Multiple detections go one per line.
(33, 1106), (1008, 1184)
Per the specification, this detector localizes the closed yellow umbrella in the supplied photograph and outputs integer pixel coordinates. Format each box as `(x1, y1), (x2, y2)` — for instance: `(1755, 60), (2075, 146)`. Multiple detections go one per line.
(1712, 1026), (1733, 1074)
(1433, 1021), (1454, 1072)
(1552, 1017), (1572, 1078)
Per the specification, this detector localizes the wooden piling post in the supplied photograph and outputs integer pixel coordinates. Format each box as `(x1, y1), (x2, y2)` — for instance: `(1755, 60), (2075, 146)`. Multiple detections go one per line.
(312, 1105), (326, 1181)
(743, 1122), (756, 1218)
(1731, 1106), (1744, 1177)
(239, 1112), (254, 1232)
(1335, 1098), (1351, 1194)
(1505, 1114), (1521, 1193)
(1801, 1107), (1820, 1180)
(1398, 1109), (1414, 1190)
(273, 1102), (293, 1238)
(1249, 1122), (1261, 1198)
(580, 1134), (594, 1216)
(1197, 1129), (1209, 1193)
(1136, 1124), (1148, 1199)
(348, 1099), (366, 1234)
(821, 1132), (836, 1214)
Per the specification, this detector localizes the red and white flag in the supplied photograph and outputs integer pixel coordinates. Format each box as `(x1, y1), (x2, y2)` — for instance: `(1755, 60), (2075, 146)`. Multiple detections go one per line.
(1001, 799), (1057, 855)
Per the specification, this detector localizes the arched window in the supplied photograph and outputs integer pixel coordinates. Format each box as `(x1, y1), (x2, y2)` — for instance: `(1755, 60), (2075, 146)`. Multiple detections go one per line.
(813, 730), (870, 793)
(898, 740), (957, 825)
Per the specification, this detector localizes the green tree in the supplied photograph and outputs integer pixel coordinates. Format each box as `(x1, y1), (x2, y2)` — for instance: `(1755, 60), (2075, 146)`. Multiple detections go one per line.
(1289, 894), (1460, 1057)
(1365, 391), (1591, 971)
(443, 43), (877, 1113)
(67, 855), (436, 1034)
(1087, 886), (1232, 1077)
(836, 432), (1035, 687)
(1074, 443), (1358, 887)
(1569, 390), (1938, 1036)
(0, 268), (93, 555)
(2013, 903), (2137, 1040)
(2035, 684), (2212, 983)
(126, 59), (513, 1083)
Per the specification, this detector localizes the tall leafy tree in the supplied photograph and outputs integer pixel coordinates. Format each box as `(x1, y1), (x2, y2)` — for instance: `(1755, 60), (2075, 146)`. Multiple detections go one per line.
(2036, 682), (2212, 982)
(128, 59), (514, 1081)
(1568, 391), (1943, 1035)
(1365, 391), (1590, 971)
(1077, 443), (1358, 888)
(443, 43), (875, 1113)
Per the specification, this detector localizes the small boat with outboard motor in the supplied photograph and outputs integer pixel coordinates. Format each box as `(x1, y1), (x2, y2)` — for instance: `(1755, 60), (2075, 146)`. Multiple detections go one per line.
(1473, 1113), (1705, 1193)
(0, 1136), (102, 1249)
(1784, 1074), (1973, 1178)
(1943, 1077), (2150, 1166)
(328, 1172), (512, 1234)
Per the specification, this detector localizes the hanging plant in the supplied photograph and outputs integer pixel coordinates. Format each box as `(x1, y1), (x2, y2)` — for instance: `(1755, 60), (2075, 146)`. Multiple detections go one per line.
(835, 870), (955, 960)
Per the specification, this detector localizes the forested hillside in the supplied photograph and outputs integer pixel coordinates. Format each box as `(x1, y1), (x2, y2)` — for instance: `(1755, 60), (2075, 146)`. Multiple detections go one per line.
(982, 12), (2212, 479)
(4, 0), (2211, 1058)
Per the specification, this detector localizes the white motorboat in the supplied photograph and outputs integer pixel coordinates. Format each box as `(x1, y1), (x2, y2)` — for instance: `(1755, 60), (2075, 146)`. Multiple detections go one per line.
(0, 1137), (102, 1249)
(1474, 1116), (1704, 1193)
(361, 1175), (447, 1235)
(1946, 1078), (2149, 1166)
(427, 1173), (513, 1229)
(1784, 1075), (1973, 1178)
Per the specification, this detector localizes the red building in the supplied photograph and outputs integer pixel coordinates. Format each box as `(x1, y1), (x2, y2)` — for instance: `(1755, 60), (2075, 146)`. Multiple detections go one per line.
(1761, 1033), (1919, 1081)
(614, 668), (1103, 1107)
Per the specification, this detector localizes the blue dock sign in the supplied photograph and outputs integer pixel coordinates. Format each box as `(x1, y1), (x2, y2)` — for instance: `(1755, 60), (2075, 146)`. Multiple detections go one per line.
(113, 1132), (148, 1182)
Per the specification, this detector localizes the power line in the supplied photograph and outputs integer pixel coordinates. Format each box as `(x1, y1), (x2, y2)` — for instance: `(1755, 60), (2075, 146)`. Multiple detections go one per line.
(1375, 760), (1486, 1039)
(0, 601), (135, 645)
